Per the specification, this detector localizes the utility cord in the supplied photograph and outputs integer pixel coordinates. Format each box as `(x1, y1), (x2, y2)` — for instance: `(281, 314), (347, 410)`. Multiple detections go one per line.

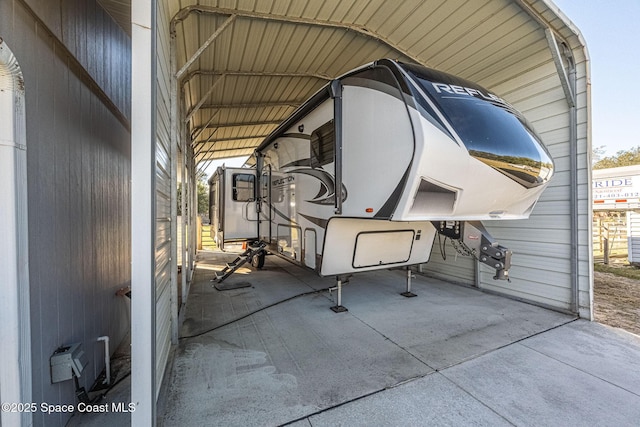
(179, 285), (334, 340)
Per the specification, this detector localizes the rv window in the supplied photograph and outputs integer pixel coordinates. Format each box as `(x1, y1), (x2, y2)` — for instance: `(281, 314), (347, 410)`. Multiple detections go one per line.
(403, 64), (554, 188)
(310, 121), (335, 168)
(232, 174), (255, 202)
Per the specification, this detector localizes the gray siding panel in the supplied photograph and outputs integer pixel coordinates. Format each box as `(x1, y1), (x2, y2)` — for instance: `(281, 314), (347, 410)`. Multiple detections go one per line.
(25, 0), (131, 120)
(5, 2), (131, 426)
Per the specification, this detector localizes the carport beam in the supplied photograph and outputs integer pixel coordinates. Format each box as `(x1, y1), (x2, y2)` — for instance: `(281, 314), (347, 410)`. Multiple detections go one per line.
(545, 29), (580, 314)
(170, 29), (179, 345)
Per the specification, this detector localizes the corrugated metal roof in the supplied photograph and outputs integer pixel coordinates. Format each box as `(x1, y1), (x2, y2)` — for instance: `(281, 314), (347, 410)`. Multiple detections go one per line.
(101, 0), (584, 164)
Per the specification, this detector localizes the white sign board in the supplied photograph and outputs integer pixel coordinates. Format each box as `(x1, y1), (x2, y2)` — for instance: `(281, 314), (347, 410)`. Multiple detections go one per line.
(593, 176), (640, 201)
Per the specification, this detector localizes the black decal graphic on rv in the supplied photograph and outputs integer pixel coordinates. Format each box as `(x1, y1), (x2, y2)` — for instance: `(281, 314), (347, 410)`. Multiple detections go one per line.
(298, 213), (329, 229)
(288, 167), (348, 205)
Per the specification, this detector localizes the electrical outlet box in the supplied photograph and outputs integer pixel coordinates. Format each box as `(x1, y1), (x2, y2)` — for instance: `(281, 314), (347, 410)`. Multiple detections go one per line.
(50, 343), (88, 383)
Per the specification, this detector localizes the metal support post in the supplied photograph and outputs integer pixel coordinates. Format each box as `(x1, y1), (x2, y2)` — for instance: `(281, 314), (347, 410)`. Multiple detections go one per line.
(401, 267), (417, 298)
(330, 277), (348, 313)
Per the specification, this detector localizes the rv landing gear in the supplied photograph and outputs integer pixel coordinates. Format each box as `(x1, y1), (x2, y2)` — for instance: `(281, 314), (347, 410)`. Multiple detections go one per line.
(330, 276), (349, 313)
(400, 267), (417, 298)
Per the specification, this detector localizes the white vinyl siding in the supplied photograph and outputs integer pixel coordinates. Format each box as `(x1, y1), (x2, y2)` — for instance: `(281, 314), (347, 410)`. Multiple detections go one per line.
(627, 212), (640, 264)
(423, 238), (476, 285)
(0, 40), (32, 427)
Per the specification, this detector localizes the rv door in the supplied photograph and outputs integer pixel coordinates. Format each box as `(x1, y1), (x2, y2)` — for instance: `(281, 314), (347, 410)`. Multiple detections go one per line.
(210, 168), (260, 249)
(222, 170), (259, 241)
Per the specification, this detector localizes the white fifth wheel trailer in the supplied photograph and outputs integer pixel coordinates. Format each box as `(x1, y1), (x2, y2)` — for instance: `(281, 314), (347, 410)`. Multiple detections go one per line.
(209, 59), (554, 305)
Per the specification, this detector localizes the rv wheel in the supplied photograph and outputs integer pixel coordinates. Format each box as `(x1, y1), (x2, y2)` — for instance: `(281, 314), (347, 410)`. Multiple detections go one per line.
(251, 252), (265, 269)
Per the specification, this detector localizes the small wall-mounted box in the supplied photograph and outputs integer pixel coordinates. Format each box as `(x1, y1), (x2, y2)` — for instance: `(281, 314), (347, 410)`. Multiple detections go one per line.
(50, 343), (88, 383)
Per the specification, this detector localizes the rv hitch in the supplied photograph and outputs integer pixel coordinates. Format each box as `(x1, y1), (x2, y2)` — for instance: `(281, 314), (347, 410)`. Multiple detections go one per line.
(433, 221), (512, 281)
(464, 221), (512, 281)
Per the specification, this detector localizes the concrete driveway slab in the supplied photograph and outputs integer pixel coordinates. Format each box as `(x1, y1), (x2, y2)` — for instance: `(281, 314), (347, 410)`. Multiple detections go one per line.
(161, 286), (433, 427)
(332, 269), (574, 369)
(308, 372), (512, 427)
(442, 342), (640, 427)
(520, 319), (640, 395)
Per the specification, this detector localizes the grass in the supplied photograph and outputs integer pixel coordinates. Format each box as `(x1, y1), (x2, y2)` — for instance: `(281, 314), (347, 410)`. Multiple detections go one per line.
(594, 262), (640, 281)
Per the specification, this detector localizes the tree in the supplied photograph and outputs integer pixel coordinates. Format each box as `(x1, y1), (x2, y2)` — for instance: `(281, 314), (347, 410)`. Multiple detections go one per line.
(176, 180), (209, 216)
(593, 146), (640, 170)
(197, 180), (209, 214)
(592, 145), (606, 165)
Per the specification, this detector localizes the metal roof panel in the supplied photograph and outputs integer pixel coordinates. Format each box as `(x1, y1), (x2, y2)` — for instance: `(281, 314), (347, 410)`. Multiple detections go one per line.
(99, 0), (588, 164)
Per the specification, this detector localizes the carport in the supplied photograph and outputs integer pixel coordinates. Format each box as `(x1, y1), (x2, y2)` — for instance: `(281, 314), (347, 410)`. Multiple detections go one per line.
(0, 1), (597, 426)
(126, 0), (590, 424)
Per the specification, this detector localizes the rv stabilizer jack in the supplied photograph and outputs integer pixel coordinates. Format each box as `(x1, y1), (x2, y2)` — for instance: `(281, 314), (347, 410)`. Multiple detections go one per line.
(433, 221), (512, 281)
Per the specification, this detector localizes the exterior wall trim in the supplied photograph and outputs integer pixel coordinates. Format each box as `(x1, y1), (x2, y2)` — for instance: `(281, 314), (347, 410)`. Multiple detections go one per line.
(0, 39), (33, 427)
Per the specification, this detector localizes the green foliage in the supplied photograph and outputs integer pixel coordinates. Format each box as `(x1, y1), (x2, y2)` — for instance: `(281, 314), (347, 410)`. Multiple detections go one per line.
(197, 180), (209, 214)
(177, 180), (209, 216)
(593, 146), (640, 170)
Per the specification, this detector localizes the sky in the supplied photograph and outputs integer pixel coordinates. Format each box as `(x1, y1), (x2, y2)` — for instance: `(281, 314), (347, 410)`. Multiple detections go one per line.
(202, 0), (640, 176)
(553, 0), (640, 156)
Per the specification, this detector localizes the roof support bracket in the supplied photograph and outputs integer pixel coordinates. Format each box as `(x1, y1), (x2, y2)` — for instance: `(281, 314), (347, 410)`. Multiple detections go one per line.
(185, 75), (225, 123)
(175, 14), (236, 80)
(190, 110), (220, 141)
(545, 28), (575, 107)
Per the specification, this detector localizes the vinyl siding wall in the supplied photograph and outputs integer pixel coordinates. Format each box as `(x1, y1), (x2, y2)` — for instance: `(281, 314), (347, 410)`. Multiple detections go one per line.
(423, 237), (476, 285)
(0, 1), (131, 426)
(155, 0), (173, 397)
(20, 0), (130, 120)
(627, 212), (640, 264)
